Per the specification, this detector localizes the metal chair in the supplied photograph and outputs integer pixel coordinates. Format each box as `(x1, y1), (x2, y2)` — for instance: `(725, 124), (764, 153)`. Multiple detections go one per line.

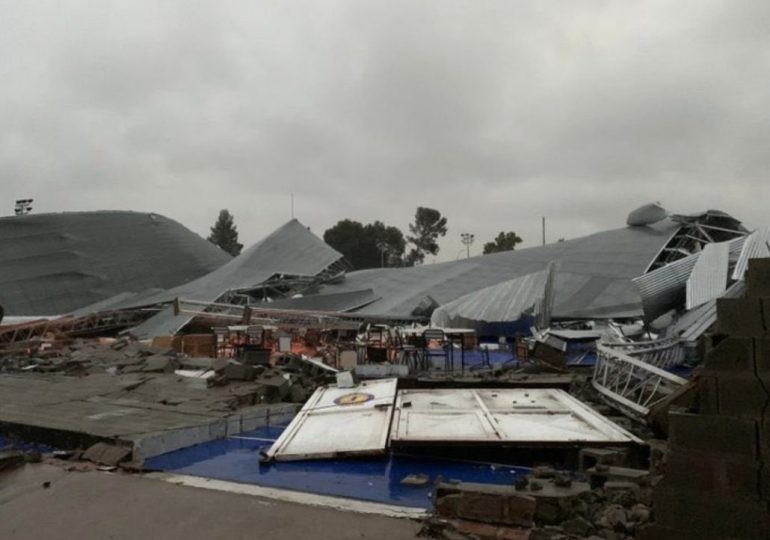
(396, 329), (424, 371)
(422, 328), (452, 371)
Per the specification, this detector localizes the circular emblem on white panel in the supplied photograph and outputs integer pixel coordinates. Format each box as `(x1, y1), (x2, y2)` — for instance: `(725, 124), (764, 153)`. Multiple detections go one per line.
(334, 392), (374, 406)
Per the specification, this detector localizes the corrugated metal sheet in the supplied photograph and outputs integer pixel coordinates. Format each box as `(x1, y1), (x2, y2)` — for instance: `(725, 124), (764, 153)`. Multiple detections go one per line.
(256, 289), (379, 313)
(732, 226), (770, 280)
(686, 241), (729, 309)
(317, 219), (683, 320)
(0, 211), (231, 315)
(671, 281), (746, 343)
(634, 236), (745, 321)
(429, 266), (551, 329)
(633, 253), (699, 321)
(121, 219), (346, 338)
(389, 388), (641, 445)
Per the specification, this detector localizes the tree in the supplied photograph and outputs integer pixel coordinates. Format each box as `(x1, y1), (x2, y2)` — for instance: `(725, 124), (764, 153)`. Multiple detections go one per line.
(323, 219), (406, 269)
(207, 209), (243, 256)
(405, 207), (448, 265)
(367, 221), (406, 267)
(482, 231), (523, 254)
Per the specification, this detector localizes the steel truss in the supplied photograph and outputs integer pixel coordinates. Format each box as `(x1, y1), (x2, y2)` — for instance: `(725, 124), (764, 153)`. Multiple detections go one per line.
(592, 340), (687, 420)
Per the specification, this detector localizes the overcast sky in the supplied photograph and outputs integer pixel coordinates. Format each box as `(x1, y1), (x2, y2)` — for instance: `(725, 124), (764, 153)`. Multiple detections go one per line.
(1, 1), (768, 261)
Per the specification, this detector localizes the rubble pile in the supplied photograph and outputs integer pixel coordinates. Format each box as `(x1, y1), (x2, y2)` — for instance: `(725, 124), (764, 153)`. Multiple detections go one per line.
(423, 462), (659, 540)
(0, 337), (331, 407)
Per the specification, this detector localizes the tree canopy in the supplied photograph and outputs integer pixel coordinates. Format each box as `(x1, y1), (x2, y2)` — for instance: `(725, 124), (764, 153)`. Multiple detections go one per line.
(482, 231), (523, 254)
(405, 207), (448, 265)
(323, 219), (406, 269)
(207, 209), (243, 256)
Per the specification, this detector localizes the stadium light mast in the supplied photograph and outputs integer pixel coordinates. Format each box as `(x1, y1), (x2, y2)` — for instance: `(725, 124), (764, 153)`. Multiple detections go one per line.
(14, 199), (33, 216)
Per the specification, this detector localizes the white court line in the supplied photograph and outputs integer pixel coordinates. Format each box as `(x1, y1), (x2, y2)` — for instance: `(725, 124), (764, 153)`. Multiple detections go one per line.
(145, 472), (428, 519)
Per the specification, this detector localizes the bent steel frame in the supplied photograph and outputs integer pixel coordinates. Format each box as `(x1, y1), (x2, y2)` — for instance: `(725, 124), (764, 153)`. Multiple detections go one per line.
(592, 342), (687, 420)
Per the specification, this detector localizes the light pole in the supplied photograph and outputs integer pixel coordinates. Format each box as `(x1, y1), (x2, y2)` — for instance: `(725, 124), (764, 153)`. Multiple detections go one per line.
(376, 240), (388, 268)
(14, 199), (33, 216)
(460, 233), (474, 259)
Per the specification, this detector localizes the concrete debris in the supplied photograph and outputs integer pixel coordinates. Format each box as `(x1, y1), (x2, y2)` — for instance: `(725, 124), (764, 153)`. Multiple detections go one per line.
(434, 482), (536, 527)
(0, 338), (327, 462)
(401, 473), (430, 486)
(428, 462), (659, 540)
(0, 451), (26, 473)
(335, 370), (356, 388)
(638, 257), (770, 540)
(82, 443), (132, 466)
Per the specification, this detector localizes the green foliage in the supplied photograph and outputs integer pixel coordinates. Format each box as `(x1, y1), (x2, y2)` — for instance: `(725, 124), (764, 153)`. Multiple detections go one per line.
(207, 209), (243, 256)
(323, 219), (406, 269)
(482, 231), (523, 254)
(405, 207), (448, 265)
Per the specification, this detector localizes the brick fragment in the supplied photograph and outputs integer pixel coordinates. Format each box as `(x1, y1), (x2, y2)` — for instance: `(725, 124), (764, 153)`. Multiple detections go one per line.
(434, 482), (535, 527)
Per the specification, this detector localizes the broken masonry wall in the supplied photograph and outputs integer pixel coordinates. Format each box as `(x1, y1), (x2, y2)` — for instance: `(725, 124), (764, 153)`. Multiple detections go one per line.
(639, 258), (770, 540)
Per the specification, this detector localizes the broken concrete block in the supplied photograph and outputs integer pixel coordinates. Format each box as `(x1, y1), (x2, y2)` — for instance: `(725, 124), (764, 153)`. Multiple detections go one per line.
(82, 442), (132, 466)
(561, 516), (593, 537)
(288, 384), (307, 403)
(694, 375), (720, 414)
(746, 258), (770, 297)
(434, 482), (536, 527)
(336, 371), (355, 388)
(654, 484), (770, 539)
(754, 337), (770, 388)
(224, 362), (256, 381)
(401, 473), (430, 486)
(716, 297), (766, 337)
(715, 373), (769, 418)
(142, 355), (178, 373)
(701, 336), (756, 373)
(0, 451), (26, 472)
(578, 448), (625, 472)
(531, 466), (557, 479)
(669, 411), (759, 458)
(255, 375), (289, 401)
(664, 449), (762, 499)
(603, 481), (641, 499)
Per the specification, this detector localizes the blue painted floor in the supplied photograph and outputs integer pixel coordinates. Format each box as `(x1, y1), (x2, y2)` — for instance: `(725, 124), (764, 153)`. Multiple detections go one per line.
(0, 436), (56, 454)
(145, 425), (531, 509)
(430, 348), (598, 371)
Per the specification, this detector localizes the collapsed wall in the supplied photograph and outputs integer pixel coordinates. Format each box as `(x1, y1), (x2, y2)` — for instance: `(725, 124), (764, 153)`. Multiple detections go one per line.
(640, 258), (770, 540)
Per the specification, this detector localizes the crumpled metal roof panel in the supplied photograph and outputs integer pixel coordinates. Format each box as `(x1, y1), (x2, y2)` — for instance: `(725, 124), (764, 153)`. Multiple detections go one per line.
(318, 219), (681, 320)
(0, 211), (231, 315)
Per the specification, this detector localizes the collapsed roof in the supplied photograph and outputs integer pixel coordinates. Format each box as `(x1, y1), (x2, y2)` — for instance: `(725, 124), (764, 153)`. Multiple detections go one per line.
(14, 206), (750, 338)
(0, 211), (231, 315)
(310, 218), (685, 320)
(429, 265), (555, 331)
(94, 219), (349, 337)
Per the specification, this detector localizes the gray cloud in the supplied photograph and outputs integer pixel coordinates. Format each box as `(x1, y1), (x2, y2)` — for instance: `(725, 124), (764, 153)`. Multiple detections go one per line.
(1, 0), (768, 259)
